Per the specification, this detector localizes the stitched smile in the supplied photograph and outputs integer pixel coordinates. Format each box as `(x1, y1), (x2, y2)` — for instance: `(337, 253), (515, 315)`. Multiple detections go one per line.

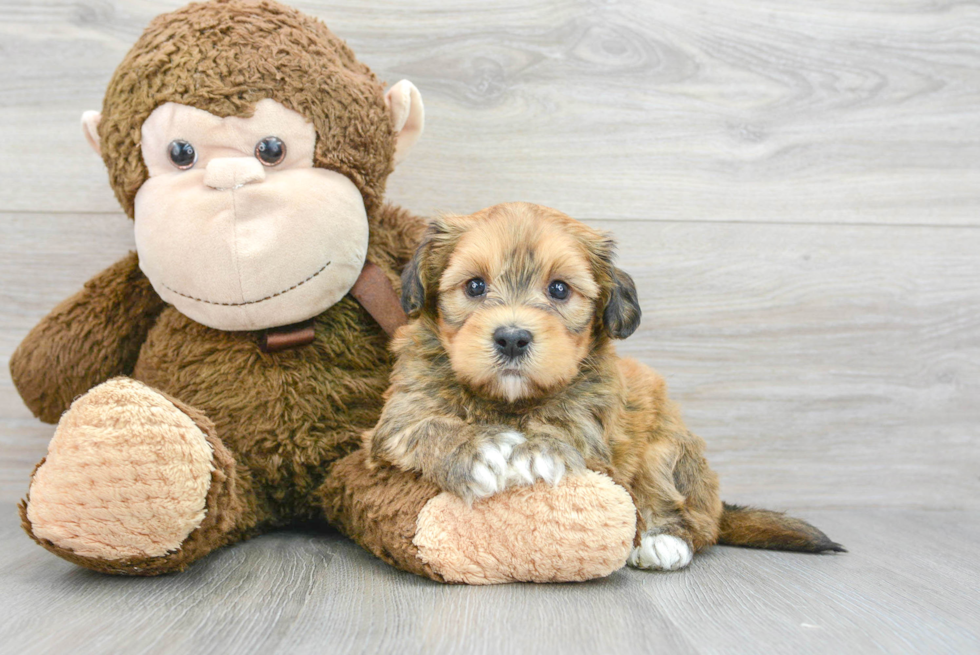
(161, 260), (332, 307)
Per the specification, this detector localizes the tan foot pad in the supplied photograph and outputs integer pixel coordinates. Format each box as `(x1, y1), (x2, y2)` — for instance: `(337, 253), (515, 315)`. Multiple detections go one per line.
(413, 470), (636, 584)
(26, 378), (214, 560)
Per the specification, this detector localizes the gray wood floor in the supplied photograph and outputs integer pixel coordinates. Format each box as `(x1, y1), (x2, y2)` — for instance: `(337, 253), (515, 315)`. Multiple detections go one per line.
(1, 508), (978, 655)
(2, 1), (979, 653)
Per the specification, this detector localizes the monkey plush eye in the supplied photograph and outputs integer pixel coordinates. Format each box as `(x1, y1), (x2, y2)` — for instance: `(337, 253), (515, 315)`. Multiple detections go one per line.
(167, 140), (197, 170)
(465, 278), (487, 298)
(548, 280), (570, 300)
(255, 136), (286, 166)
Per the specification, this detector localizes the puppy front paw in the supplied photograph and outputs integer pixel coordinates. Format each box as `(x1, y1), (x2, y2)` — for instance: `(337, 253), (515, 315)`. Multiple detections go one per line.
(507, 440), (585, 487)
(628, 533), (693, 571)
(441, 431), (526, 502)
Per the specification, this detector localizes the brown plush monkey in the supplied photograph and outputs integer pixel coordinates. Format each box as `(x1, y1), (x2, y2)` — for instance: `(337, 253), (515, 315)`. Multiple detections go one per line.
(11, 0), (636, 582)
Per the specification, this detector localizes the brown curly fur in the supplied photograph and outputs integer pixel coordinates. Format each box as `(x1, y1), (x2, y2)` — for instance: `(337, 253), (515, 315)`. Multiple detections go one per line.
(99, 0), (395, 218)
(319, 449), (446, 581)
(10, 0), (442, 575)
(370, 202), (844, 556)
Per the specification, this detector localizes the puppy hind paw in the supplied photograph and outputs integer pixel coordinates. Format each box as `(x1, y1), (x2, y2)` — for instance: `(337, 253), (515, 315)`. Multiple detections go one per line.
(628, 534), (693, 571)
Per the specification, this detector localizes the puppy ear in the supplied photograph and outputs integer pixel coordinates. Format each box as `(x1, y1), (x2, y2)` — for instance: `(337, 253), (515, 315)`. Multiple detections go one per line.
(400, 219), (449, 317)
(400, 241), (426, 317)
(583, 231), (642, 340)
(603, 267), (641, 339)
(401, 217), (465, 318)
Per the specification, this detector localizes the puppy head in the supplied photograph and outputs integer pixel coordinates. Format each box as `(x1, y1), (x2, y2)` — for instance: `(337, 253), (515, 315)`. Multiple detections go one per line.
(402, 202), (640, 402)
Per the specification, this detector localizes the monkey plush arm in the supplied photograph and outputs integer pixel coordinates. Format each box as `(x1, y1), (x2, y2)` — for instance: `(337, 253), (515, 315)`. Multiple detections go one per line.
(367, 393), (522, 503)
(9, 252), (166, 423)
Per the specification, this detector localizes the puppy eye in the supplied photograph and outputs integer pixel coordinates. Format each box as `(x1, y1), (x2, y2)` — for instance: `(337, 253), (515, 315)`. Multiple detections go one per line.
(255, 136), (286, 166)
(548, 280), (570, 301)
(167, 140), (197, 170)
(464, 278), (487, 298)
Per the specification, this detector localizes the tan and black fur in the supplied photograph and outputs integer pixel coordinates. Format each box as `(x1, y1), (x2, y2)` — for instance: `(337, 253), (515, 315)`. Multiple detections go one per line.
(368, 202), (843, 568)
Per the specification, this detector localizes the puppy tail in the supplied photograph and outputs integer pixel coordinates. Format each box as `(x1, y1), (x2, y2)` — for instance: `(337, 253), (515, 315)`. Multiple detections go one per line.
(717, 502), (846, 553)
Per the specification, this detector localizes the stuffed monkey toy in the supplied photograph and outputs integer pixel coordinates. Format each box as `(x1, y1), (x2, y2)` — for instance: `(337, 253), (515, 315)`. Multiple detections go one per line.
(11, 0), (637, 583)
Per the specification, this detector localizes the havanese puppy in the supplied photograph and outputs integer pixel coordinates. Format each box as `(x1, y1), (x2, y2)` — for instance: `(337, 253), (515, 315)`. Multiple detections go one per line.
(366, 202), (843, 571)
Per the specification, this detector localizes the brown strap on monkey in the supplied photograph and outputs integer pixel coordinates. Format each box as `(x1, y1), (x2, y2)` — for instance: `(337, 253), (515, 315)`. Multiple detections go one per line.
(260, 318), (316, 352)
(260, 262), (406, 353)
(349, 262), (408, 336)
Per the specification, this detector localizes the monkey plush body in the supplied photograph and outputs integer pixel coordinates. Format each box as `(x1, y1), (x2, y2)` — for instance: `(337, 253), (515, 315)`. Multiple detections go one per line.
(10, 0), (637, 582)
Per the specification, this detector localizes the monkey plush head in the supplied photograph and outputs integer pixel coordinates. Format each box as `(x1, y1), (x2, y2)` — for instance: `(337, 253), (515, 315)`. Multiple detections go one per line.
(81, 0), (424, 330)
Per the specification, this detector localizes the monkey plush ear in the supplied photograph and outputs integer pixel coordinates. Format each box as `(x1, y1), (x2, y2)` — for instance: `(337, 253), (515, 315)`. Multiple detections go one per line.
(81, 111), (102, 156)
(603, 268), (642, 339)
(385, 80), (424, 166)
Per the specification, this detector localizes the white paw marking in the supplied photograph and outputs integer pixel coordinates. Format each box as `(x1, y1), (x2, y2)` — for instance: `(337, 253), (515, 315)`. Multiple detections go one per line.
(495, 431), (526, 456)
(531, 451), (564, 485)
(467, 431), (526, 499)
(465, 432), (572, 497)
(504, 449), (565, 487)
(478, 442), (508, 477)
(628, 534), (693, 571)
(467, 461), (499, 498)
(507, 453), (535, 485)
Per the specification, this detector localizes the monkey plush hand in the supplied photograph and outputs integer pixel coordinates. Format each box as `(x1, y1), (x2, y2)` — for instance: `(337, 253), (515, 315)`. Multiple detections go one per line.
(11, 0), (636, 583)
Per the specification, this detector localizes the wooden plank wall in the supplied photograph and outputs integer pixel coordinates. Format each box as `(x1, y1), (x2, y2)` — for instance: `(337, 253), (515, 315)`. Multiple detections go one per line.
(1, 0), (978, 516)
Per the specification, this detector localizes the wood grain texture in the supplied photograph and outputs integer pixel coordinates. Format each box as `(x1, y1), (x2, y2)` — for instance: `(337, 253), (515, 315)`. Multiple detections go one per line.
(0, 508), (977, 655)
(1, 0), (979, 652)
(1, 0), (979, 223)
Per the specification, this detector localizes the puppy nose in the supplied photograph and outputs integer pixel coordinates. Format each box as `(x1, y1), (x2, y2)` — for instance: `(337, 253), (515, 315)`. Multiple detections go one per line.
(493, 327), (533, 360)
(204, 157), (266, 190)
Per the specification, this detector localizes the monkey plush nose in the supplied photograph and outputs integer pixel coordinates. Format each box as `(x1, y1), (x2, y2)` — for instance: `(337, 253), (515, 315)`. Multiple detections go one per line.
(204, 157), (266, 190)
(493, 327), (533, 360)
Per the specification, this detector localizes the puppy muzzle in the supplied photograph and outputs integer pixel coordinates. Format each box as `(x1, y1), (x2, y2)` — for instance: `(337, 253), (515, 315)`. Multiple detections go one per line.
(493, 326), (533, 361)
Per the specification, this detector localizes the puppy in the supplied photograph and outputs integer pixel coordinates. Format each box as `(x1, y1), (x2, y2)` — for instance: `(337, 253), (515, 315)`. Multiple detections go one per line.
(367, 202), (843, 571)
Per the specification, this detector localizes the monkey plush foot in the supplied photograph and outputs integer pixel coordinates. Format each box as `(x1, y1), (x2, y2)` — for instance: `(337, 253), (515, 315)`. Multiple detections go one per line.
(413, 471), (636, 584)
(323, 451), (636, 584)
(21, 378), (244, 575)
